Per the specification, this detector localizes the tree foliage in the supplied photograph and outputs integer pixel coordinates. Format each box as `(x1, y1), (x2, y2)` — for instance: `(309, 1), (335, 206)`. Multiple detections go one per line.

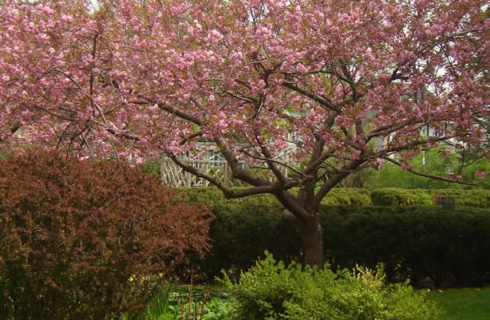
(0, 0), (487, 265)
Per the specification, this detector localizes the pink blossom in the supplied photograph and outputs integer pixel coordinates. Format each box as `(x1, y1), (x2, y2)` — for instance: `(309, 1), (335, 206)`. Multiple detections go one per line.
(474, 170), (486, 179)
(0, 0), (486, 185)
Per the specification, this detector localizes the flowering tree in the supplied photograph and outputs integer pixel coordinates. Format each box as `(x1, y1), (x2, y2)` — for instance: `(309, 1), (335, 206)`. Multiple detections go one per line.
(1, 0), (488, 265)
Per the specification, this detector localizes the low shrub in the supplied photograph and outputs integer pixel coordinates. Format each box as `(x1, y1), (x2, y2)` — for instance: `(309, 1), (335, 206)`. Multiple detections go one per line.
(371, 188), (490, 208)
(320, 188), (373, 206)
(183, 187), (489, 209)
(177, 187), (490, 285)
(220, 253), (438, 320)
(181, 187), (373, 207)
(426, 189), (489, 208)
(179, 196), (490, 286)
(0, 151), (213, 319)
(371, 188), (433, 206)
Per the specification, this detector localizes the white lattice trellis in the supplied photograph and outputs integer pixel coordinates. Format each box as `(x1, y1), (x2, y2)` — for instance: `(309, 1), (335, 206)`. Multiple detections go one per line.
(160, 142), (292, 187)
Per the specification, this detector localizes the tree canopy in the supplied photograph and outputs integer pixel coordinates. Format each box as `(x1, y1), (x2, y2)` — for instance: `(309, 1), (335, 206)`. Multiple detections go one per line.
(1, 0), (488, 265)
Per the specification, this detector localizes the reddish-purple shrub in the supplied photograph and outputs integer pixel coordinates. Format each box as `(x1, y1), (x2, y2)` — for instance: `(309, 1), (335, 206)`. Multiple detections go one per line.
(0, 150), (213, 319)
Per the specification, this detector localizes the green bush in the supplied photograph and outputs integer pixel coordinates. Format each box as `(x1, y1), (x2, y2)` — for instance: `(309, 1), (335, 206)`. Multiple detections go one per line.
(371, 188), (433, 206)
(426, 189), (490, 208)
(0, 151), (212, 319)
(220, 253), (438, 320)
(181, 187), (373, 208)
(182, 187), (489, 210)
(321, 206), (490, 287)
(174, 198), (301, 281)
(371, 188), (489, 208)
(178, 187), (490, 285)
(320, 188), (373, 206)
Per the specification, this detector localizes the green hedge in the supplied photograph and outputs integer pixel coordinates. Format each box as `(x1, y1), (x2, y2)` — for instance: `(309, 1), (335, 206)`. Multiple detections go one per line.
(179, 188), (490, 287)
(371, 188), (490, 208)
(181, 187), (490, 209)
(320, 188), (372, 206)
(426, 189), (490, 208)
(180, 187), (372, 207)
(175, 197), (300, 280)
(321, 206), (490, 287)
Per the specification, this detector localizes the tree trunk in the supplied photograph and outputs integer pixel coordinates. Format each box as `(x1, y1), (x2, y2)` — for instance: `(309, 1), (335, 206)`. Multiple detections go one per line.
(298, 215), (324, 267)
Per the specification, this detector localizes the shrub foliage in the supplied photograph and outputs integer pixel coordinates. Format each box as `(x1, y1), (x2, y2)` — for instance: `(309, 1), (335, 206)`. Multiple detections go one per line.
(183, 186), (489, 209)
(221, 253), (438, 320)
(321, 206), (490, 287)
(0, 151), (213, 319)
(179, 188), (490, 286)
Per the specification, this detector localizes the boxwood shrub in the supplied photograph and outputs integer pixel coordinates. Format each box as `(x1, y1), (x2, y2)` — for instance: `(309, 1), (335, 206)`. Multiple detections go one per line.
(425, 189), (490, 208)
(182, 186), (489, 209)
(181, 187), (373, 207)
(371, 188), (489, 208)
(180, 188), (490, 286)
(320, 206), (490, 287)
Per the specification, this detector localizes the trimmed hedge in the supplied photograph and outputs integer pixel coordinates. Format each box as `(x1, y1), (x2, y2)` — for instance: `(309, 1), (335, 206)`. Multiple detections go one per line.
(180, 188), (490, 287)
(371, 188), (490, 208)
(182, 187), (490, 209)
(370, 188), (433, 206)
(174, 195), (300, 281)
(181, 187), (373, 207)
(320, 188), (372, 206)
(321, 206), (490, 287)
(426, 189), (490, 208)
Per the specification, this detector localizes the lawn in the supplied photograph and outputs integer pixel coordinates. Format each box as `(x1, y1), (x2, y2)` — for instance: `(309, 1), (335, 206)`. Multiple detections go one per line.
(428, 287), (490, 320)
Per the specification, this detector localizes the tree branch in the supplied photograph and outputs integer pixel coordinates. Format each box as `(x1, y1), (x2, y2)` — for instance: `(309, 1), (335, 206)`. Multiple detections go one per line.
(383, 157), (476, 185)
(314, 159), (365, 207)
(130, 99), (204, 126)
(282, 82), (338, 112)
(253, 130), (288, 186)
(168, 154), (278, 197)
(213, 137), (271, 186)
(240, 148), (304, 177)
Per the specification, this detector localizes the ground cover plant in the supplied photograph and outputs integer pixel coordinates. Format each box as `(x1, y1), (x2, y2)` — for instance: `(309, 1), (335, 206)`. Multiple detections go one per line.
(140, 284), (231, 320)
(0, 151), (213, 319)
(1, 0), (488, 267)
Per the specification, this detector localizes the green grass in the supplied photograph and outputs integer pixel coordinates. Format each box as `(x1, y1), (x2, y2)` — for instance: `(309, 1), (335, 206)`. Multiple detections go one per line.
(427, 287), (490, 320)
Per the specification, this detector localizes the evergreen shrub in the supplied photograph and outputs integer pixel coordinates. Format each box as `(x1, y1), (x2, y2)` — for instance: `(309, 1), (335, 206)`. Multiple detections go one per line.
(320, 188), (373, 206)
(371, 188), (490, 208)
(321, 206), (490, 287)
(0, 151), (213, 319)
(181, 187), (490, 286)
(371, 188), (433, 206)
(182, 187), (373, 208)
(182, 187), (489, 209)
(426, 189), (489, 208)
(179, 188), (490, 285)
(221, 253), (438, 320)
